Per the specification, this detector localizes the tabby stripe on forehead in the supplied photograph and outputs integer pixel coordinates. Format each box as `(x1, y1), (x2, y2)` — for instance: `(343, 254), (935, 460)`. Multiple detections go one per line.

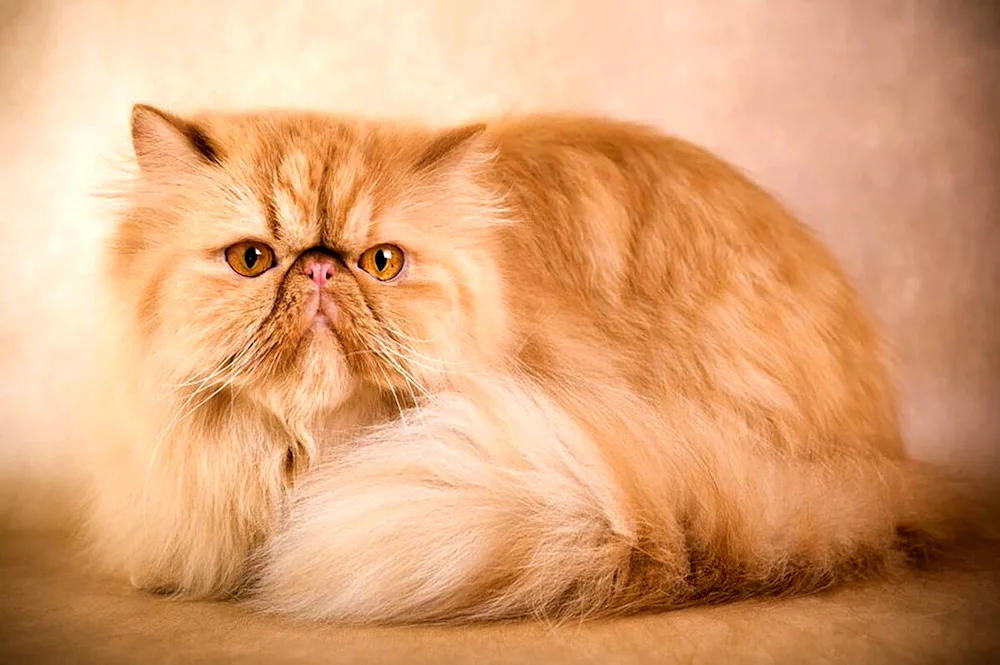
(262, 190), (282, 241)
(324, 176), (369, 249)
(268, 146), (318, 243)
(311, 150), (369, 248)
(258, 142), (290, 241)
(314, 156), (333, 232)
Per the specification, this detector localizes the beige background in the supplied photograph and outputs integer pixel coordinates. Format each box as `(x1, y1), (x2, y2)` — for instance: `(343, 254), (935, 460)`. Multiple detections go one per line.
(2, 3), (999, 663)
(1, 0), (998, 504)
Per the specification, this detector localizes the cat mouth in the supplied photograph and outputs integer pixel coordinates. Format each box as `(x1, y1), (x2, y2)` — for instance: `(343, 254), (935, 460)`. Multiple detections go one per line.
(303, 292), (339, 331)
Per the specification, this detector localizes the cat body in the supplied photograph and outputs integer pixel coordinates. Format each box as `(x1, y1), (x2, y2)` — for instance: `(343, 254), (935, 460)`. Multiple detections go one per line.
(86, 106), (969, 622)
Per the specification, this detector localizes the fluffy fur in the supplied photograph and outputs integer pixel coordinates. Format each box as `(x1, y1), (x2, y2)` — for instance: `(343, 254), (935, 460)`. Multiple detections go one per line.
(84, 106), (986, 623)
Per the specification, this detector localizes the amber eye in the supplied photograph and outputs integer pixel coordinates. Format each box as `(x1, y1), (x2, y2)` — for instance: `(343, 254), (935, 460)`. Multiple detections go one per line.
(225, 241), (276, 277)
(357, 244), (405, 281)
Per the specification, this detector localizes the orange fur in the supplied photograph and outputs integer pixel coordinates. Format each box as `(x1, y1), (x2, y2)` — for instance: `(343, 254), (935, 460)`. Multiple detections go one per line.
(84, 105), (988, 622)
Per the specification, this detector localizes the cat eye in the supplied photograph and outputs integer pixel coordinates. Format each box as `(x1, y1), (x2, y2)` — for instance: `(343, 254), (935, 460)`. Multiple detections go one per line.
(357, 244), (405, 281)
(225, 241), (276, 277)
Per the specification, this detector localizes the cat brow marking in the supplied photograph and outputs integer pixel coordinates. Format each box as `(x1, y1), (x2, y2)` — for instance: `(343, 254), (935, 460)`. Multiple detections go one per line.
(268, 149), (321, 247)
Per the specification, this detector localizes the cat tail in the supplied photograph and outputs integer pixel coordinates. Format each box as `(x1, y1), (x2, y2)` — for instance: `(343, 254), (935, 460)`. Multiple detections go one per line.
(250, 378), (683, 623)
(669, 440), (1000, 603)
(887, 455), (1000, 565)
(250, 378), (999, 623)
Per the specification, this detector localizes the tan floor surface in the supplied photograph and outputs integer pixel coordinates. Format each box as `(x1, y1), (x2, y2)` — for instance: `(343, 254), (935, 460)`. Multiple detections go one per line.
(1, 530), (997, 665)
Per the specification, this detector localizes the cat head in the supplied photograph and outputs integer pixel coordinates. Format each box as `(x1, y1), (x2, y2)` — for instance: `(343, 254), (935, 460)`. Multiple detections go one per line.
(108, 105), (510, 416)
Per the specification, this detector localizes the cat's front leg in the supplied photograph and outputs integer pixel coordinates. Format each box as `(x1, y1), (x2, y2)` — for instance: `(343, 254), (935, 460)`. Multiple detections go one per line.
(87, 406), (293, 599)
(251, 379), (689, 622)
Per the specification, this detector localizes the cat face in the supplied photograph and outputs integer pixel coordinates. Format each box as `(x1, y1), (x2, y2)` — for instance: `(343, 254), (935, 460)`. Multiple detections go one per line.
(110, 106), (510, 415)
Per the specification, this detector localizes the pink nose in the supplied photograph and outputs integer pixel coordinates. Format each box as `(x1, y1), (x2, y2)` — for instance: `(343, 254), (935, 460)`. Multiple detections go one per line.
(304, 259), (335, 287)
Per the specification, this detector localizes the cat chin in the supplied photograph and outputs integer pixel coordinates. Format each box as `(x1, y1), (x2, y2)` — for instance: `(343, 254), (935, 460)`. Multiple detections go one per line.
(248, 334), (356, 418)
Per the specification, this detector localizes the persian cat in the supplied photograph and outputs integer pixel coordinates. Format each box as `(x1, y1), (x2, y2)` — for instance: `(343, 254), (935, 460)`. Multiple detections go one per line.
(85, 105), (983, 623)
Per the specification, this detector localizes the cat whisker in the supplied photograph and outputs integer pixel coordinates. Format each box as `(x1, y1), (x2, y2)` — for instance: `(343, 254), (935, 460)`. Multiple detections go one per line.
(168, 337), (257, 389)
(371, 343), (433, 402)
(374, 364), (415, 449)
(380, 322), (471, 370)
(360, 339), (436, 443)
(162, 316), (265, 393)
(375, 328), (444, 388)
(168, 350), (238, 388)
(376, 322), (449, 348)
(389, 340), (468, 373)
(385, 357), (433, 436)
(150, 339), (264, 451)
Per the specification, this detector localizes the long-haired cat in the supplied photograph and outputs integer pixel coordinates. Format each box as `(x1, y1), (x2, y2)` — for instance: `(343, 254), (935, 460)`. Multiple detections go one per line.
(84, 105), (986, 623)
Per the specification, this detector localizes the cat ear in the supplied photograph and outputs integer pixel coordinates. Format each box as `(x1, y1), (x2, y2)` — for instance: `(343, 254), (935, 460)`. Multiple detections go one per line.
(413, 123), (490, 174)
(130, 104), (222, 175)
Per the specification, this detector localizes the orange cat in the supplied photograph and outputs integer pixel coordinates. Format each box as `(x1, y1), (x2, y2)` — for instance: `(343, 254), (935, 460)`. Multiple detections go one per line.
(84, 105), (981, 622)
